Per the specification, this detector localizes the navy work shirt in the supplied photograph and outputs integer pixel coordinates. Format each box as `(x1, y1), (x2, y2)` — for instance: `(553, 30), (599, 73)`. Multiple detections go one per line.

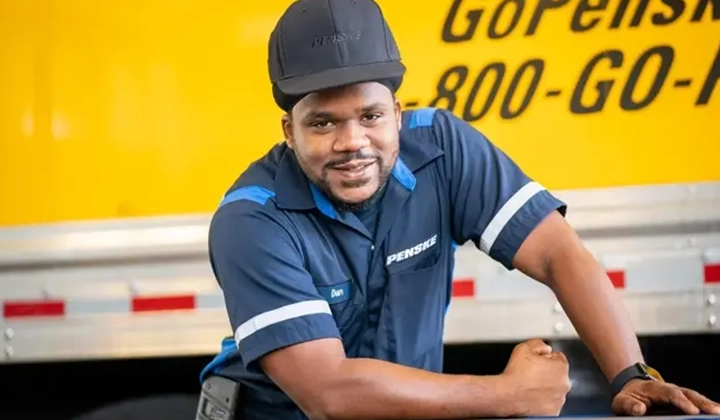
(205, 107), (567, 419)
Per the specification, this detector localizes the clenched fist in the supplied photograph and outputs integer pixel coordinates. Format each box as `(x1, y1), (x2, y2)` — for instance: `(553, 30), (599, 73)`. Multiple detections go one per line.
(502, 339), (572, 417)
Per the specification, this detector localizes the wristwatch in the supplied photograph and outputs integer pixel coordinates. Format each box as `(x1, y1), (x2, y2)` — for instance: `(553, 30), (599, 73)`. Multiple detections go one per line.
(610, 362), (664, 396)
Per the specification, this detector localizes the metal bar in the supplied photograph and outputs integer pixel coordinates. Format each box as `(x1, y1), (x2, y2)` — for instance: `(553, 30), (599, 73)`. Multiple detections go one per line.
(0, 182), (718, 269)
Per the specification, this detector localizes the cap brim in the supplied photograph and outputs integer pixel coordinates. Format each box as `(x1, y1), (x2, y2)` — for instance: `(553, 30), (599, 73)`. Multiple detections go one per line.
(275, 61), (406, 96)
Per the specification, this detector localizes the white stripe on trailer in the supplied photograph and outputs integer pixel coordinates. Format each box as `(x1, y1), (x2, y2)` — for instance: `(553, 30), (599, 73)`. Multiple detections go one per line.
(66, 299), (130, 316)
(196, 292), (226, 310)
(706, 248), (720, 264)
(624, 250), (705, 293)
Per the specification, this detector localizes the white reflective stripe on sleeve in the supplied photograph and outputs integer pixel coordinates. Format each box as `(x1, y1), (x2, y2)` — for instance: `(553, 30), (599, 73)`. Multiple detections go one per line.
(234, 300), (332, 345)
(480, 181), (545, 253)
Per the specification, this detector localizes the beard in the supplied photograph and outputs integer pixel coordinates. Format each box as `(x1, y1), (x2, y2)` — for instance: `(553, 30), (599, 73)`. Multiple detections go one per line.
(324, 169), (391, 212)
(319, 158), (393, 213)
(297, 149), (396, 213)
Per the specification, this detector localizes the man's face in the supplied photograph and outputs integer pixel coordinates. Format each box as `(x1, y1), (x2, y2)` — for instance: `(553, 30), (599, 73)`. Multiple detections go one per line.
(282, 82), (402, 211)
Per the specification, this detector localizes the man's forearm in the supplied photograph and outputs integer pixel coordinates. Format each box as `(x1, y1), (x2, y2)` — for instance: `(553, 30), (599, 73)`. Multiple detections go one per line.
(317, 358), (517, 420)
(547, 243), (644, 382)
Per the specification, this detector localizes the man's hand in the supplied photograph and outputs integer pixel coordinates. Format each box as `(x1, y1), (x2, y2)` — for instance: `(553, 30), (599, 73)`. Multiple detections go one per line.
(612, 379), (720, 416)
(502, 339), (572, 417)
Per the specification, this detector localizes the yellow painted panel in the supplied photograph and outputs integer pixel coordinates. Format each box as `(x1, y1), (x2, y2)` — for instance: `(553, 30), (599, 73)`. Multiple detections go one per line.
(383, 0), (720, 191)
(0, 0), (718, 226)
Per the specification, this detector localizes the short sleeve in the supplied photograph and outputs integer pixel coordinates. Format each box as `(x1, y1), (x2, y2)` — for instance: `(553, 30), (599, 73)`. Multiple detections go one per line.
(208, 199), (341, 368)
(432, 109), (567, 269)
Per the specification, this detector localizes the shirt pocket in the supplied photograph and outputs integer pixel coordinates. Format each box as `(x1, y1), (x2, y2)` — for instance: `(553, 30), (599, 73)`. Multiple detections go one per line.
(382, 246), (447, 367)
(314, 279), (364, 338)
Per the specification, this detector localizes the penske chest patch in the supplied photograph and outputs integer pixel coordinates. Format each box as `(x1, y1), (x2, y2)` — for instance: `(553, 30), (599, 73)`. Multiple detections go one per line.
(386, 234), (438, 266)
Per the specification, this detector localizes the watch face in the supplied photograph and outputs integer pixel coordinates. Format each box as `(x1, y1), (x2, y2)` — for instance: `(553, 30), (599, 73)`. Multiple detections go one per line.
(641, 363), (665, 382)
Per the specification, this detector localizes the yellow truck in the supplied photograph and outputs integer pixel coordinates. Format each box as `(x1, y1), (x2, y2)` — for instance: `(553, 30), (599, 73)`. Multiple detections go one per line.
(1, 0), (718, 418)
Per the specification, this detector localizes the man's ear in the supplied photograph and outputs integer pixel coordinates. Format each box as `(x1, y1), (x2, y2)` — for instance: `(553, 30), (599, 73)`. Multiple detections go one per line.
(281, 114), (295, 149)
(394, 97), (402, 131)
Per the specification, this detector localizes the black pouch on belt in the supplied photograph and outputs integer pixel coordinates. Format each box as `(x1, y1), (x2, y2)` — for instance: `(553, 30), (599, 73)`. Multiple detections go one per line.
(195, 375), (244, 420)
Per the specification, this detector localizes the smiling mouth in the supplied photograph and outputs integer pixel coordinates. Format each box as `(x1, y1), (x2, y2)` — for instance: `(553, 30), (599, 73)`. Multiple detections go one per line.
(331, 159), (376, 172)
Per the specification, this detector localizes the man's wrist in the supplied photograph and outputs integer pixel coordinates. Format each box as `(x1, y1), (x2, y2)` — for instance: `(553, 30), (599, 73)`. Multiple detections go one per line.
(610, 362), (664, 396)
(489, 373), (524, 417)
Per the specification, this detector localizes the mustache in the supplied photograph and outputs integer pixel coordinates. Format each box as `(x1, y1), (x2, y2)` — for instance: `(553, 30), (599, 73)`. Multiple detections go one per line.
(325, 151), (379, 169)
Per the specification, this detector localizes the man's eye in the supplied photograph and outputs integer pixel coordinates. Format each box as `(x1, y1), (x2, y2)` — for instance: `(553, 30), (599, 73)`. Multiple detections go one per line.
(312, 121), (331, 128)
(363, 114), (380, 122)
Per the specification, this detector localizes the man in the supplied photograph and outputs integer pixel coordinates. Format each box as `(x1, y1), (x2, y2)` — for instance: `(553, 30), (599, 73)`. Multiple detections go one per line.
(203, 0), (720, 419)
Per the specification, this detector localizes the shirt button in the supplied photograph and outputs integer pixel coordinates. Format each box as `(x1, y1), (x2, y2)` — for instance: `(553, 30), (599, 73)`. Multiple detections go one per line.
(370, 245), (375, 250)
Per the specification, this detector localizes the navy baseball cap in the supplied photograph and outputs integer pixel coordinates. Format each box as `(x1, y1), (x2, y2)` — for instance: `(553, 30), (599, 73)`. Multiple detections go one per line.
(268, 0), (406, 97)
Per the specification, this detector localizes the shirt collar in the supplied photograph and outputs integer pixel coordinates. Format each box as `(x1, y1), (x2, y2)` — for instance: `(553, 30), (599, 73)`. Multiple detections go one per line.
(274, 147), (317, 211)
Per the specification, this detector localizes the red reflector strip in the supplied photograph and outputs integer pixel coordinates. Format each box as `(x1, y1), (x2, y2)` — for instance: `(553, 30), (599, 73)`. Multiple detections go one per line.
(452, 278), (475, 298)
(705, 264), (720, 284)
(132, 295), (195, 312)
(3, 300), (65, 319)
(606, 270), (625, 289)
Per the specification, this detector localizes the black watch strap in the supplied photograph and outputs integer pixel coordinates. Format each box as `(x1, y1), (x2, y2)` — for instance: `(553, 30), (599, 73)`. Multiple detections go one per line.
(610, 363), (663, 397)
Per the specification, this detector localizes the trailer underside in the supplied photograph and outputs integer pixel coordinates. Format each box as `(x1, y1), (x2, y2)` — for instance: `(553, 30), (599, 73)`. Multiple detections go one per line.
(1, 182), (719, 418)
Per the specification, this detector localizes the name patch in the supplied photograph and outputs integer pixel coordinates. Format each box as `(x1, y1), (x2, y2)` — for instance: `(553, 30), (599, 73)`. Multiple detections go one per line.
(317, 281), (352, 304)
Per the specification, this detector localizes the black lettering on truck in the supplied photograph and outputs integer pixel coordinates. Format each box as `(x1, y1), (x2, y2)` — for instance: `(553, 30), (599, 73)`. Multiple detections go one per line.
(697, 44), (720, 106)
(691, 0), (720, 21)
(571, 0), (610, 32)
(441, 0), (483, 42)
(570, 50), (624, 114)
(653, 0), (686, 25)
(488, 0), (525, 39)
(573, 0), (683, 31)
(610, 0), (650, 28)
(620, 46), (673, 111)
(526, 0), (570, 35)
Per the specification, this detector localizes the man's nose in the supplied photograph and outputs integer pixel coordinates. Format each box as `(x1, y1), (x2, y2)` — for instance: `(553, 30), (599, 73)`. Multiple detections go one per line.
(333, 122), (370, 152)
